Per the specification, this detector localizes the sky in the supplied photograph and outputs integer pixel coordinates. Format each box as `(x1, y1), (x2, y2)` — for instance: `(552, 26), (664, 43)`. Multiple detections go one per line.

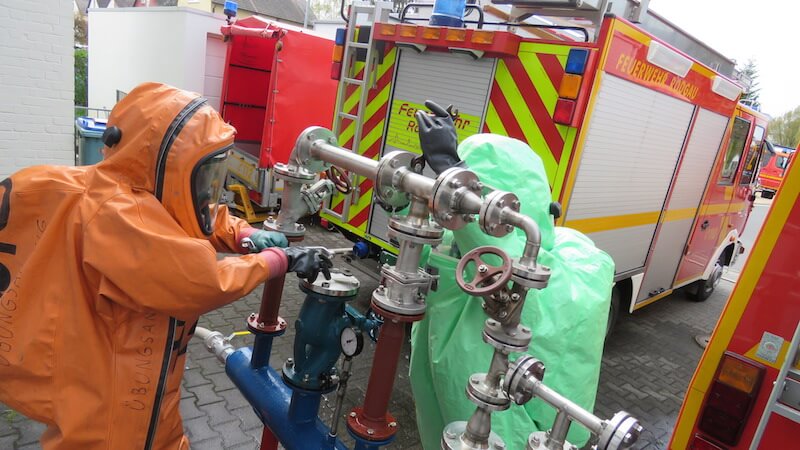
(648, 0), (800, 118)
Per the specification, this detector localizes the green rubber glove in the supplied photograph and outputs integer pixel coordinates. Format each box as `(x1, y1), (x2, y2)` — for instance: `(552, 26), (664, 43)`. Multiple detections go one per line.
(248, 229), (289, 249)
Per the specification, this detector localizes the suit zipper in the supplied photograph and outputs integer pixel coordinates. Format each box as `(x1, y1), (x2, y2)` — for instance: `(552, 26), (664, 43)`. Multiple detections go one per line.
(144, 96), (206, 450)
(144, 318), (176, 450)
(154, 97), (208, 201)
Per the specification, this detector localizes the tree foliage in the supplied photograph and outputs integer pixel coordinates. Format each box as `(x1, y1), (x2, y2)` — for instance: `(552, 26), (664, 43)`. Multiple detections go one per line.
(738, 59), (760, 110)
(311, 0), (342, 20)
(75, 49), (88, 107)
(768, 106), (800, 148)
(311, 0), (415, 20)
(74, 12), (88, 46)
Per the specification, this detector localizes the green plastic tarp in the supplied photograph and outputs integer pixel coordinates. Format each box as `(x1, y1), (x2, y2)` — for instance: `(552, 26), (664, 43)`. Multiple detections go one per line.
(409, 134), (614, 449)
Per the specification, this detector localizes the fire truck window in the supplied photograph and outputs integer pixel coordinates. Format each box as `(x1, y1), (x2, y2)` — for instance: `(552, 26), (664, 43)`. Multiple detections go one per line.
(777, 156), (789, 170)
(740, 125), (765, 185)
(718, 117), (750, 185)
(759, 140), (775, 171)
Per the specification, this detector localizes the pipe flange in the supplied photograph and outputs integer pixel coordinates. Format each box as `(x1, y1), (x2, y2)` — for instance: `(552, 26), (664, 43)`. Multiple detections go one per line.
(511, 263), (551, 289)
(371, 285), (427, 317)
(290, 126), (337, 174)
(388, 217), (444, 244)
(430, 168), (482, 230)
(466, 374), (511, 410)
(526, 431), (572, 450)
(263, 217), (306, 238)
(597, 412), (642, 450)
(375, 151), (414, 210)
(273, 162), (316, 182)
(480, 191), (520, 237)
(299, 269), (360, 298)
(442, 421), (506, 450)
(484, 320), (532, 351)
(503, 355), (545, 406)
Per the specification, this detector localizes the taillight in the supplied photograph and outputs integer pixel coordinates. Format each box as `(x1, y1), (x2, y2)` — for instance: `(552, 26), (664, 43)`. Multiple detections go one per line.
(553, 99), (576, 125)
(552, 48), (589, 126)
(331, 28), (346, 80)
(330, 62), (342, 81)
(697, 352), (765, 446)
(690, 434), (724, 450)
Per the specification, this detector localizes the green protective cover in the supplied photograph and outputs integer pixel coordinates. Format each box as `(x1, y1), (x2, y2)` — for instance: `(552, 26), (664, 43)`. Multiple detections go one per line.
(410, 134), (614, 449)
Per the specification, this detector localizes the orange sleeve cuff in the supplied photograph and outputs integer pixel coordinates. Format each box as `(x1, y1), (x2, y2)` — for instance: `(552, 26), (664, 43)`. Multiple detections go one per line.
(258, 248), (288, 279)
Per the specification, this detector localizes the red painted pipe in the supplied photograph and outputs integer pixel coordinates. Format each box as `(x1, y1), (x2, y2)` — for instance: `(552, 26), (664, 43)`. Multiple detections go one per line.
(363, 319), (405, 421)
(258, 275), (286, 328)
(260, 426), (279, 450)
(347, 317), (409, 441)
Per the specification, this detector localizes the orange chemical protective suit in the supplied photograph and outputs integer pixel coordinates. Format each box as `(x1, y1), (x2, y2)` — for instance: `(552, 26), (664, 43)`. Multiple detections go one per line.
(0, 82), (288, 449)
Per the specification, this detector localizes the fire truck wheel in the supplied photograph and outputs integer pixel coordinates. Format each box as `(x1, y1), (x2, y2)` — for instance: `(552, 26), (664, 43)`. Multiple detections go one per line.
(689, 262), (723, 302)
(761, 190), (775, 199)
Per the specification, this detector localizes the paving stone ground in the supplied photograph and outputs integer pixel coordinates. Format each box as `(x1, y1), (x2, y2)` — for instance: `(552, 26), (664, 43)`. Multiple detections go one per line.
(0, 223), (733, 449)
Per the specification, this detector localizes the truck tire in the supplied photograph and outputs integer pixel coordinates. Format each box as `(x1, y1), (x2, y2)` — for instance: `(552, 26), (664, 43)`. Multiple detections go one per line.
(689, 261), (723, 302)
(761, 190), (775, 199)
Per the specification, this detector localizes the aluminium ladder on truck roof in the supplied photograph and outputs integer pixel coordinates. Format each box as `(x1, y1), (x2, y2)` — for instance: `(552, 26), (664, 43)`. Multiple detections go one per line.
(327, 1), (393, 223)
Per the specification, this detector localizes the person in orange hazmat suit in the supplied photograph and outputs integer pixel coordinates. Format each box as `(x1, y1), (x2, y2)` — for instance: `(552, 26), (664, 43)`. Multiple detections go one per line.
(0, 82), (332, 449)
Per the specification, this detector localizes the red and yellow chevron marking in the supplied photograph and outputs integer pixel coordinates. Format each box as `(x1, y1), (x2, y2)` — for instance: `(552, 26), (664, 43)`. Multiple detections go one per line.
(483, 43), (578, 198)
(325, 44), (397, 232)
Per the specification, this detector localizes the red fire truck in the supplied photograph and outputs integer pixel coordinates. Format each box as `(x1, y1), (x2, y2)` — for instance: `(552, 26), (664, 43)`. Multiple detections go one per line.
(321, 0), (767, 324)
(670, 149), (800, 449)
(219, 16), (338, 222)
(757, 143), (795, 199)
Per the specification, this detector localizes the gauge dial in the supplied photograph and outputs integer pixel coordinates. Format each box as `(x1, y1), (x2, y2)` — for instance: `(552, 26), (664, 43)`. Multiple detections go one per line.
(340, 327), (364, 357)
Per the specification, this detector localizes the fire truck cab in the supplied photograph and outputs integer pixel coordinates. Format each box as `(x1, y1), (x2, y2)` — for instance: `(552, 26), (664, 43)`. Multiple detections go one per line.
(671, 143), (800, 450)
(757, 143), (795, 199)
(322, 0), (766, 325)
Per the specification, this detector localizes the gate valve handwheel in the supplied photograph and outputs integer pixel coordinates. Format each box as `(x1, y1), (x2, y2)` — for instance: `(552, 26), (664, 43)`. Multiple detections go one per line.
(456, 246), (513, 296)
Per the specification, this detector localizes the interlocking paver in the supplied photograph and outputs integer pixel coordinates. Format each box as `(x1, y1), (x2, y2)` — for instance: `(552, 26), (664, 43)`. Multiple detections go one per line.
(0, 223), (733, 449)
(183, 416), (217, 443)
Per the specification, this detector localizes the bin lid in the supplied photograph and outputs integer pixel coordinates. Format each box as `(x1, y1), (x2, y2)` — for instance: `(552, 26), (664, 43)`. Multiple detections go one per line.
(76, 117), (107, 137)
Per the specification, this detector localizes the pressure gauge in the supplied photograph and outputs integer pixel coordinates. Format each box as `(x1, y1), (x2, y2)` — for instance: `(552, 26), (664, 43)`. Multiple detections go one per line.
(340, 327), (364, 357)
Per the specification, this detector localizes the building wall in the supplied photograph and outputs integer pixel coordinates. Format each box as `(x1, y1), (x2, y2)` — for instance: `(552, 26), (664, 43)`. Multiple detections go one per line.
(312, 20), (345, 40)
(178, 0), (255, 18)
(0, 1), (75, 178)
(88, 7), (226, 111)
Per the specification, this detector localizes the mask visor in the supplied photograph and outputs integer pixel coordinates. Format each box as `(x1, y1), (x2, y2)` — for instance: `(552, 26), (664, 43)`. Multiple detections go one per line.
(193, 147), (231, 235)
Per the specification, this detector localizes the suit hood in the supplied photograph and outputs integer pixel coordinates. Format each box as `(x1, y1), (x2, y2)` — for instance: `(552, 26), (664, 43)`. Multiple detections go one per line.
(99, 82), (236, 238)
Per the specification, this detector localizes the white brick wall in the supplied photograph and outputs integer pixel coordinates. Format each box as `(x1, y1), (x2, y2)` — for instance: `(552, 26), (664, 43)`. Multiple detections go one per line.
(0, 1), (75, 179)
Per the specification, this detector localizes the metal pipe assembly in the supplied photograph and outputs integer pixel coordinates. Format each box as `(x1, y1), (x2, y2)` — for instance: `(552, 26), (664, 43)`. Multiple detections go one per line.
(195, 125), (642, 450)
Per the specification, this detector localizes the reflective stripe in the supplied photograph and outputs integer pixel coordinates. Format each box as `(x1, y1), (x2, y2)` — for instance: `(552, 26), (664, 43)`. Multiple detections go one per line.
(483, 44), (577, 197)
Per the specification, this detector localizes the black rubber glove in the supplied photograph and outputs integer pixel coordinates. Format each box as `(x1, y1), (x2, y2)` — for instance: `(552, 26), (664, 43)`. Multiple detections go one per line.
(282, 247), (333, 283)
(415, 100), (465, 175)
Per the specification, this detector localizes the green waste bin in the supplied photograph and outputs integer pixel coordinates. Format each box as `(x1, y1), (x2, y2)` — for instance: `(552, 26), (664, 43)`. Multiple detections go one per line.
(75, 117), (107, 165)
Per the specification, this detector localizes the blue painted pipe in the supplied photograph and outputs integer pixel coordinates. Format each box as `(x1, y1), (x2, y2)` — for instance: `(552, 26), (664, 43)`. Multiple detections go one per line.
(226, 347), (349, 450)
(350, 430), (394, 450)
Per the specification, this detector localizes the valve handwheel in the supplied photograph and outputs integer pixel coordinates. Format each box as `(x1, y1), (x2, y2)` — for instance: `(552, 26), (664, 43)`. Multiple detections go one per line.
(326, 165), (352, 194)
(456, 246), (513, 296)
